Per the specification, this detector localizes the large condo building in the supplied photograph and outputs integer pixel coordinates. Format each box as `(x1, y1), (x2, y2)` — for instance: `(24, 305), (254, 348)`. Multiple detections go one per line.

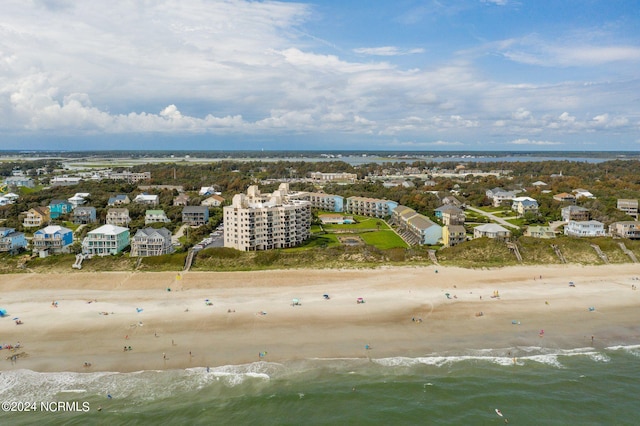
(287, 191), (344, 212)
(223, 184), (311, 251)
(345, 196), (398, 218)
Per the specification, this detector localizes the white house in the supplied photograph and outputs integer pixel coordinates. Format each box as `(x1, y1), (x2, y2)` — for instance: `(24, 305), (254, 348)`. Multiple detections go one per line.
(573, 189), (595, 199)
(199, 186), (218, 196)
(68, 193), (90, 208)
(564, 220), (605, 237)
(133, 193), (159, 205)
(82, 224), (130, 256)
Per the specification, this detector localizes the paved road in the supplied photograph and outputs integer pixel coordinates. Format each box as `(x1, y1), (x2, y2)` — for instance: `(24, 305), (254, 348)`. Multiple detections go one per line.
(465, 206), (520, 230)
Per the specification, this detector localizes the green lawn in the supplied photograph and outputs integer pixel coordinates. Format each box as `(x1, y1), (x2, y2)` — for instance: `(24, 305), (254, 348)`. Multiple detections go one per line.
(359, 230), (409, 249)
(321, 216), (388, 231)
(290, 233), (341, 250)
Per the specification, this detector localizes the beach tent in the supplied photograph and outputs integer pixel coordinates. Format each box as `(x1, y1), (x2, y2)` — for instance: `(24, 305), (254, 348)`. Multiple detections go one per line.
(291, 298), (301, 306)
(0, 309), (7, 317)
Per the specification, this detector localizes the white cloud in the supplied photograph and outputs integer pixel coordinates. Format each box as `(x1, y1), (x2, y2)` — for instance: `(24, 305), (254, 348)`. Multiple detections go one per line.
(511, 108), (532, 120)
(481, 0), (509, 5)
(509, 138), (562, 146)
(0, 0), (638, 149)
(353, 46), (425, 56)
(495, 33), (640, 67)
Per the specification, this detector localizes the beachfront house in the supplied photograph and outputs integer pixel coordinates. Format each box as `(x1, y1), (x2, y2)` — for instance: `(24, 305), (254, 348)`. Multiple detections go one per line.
(22, 206), (50, 227)
(72, 206), (97, 224)
(524, 225), (556, 239)
(561, 205), (590, 222)
(32, 225), (73, 255)
(473, 223), (511, 240)
(617, 199), (639, 219)
(106, 208), (131, 226)
(0, 227), (27, 253)
(130, 227), (174, 257)
(49, 199), (74, 219)
(133, 193), (159, 206)
(107, 194), (131, 206)
(145, 209), (171, 224)
(442, 224), (466, 247)
(201, 194), (225, 207)
(182, 206), (209, 226)
(608, 221), (640, 239)
(82, 224), (130, 256)
(564, 220), (606, 237)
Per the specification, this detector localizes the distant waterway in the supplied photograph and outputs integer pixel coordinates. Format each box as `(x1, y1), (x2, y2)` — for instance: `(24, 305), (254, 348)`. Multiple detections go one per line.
(60, 153), (625, 170)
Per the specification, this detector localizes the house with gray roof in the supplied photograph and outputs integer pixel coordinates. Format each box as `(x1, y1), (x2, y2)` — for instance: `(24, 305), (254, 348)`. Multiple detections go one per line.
(473, 223), (511, 240)
(130, 227), (174, 257)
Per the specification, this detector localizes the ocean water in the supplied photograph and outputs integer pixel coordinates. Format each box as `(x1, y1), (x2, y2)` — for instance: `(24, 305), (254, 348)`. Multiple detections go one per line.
(1, 345), (638, 425)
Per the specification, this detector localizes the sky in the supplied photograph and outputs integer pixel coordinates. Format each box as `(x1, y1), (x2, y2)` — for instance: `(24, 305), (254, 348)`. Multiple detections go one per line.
(1, 0), (639, 152)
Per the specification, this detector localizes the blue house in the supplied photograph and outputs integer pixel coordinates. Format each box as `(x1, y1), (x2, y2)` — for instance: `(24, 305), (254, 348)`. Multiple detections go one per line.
(32, 225), (74, 255)
(73, 206), (97, 224)
(49, 199), (74, 219)
(0, 227), (27, 253)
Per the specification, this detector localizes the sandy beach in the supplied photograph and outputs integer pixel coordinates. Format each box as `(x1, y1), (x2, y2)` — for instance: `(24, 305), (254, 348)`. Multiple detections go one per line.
(1, 264), (639, 373)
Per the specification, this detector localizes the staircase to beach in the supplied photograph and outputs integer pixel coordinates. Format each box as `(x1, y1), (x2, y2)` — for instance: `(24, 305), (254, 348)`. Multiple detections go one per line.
(506, 241), (523, 263)
(618, 242), (639, 263)
(590, 244), (609, 264)
(551, 244), (566, 263)
(184, 249), (196, 271)
(428, 249), (439, 265)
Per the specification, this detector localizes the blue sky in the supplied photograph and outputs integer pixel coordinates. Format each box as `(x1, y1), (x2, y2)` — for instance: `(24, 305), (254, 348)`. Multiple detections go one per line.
(1, 0), (639, 151)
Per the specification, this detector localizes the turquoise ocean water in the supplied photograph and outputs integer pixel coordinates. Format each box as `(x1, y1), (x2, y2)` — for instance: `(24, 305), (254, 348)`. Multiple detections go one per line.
(1, 344), (638, 425)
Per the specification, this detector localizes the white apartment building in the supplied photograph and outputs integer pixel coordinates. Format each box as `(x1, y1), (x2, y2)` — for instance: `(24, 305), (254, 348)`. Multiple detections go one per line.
(309, 171), (357, 183)
(223, 185), (311, 251)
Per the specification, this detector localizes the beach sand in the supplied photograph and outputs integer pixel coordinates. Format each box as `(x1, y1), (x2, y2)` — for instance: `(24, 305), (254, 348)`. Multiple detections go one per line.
(1, 264), (639, 373)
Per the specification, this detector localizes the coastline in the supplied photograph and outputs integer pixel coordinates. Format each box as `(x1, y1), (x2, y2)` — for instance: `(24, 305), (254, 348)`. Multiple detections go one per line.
(1, 264), (639, 373)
